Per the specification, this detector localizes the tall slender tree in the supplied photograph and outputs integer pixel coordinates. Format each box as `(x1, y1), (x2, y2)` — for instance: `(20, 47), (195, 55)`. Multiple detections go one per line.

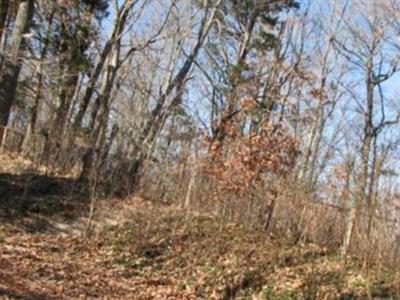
(0, 0), (34, 129)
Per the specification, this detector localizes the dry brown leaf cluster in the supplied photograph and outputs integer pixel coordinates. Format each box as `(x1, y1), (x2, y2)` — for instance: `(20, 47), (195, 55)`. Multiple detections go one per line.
(204, 122), (298, 198)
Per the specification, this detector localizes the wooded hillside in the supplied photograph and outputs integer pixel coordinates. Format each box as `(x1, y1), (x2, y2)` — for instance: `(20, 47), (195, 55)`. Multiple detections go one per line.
(1, 0), (400, 298)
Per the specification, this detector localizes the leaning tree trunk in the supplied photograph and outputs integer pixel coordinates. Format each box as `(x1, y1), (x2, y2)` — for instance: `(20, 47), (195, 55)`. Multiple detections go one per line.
(79, 45), (121, 184)
(73, 0), (138, 132)
(128, 2), (221, 193)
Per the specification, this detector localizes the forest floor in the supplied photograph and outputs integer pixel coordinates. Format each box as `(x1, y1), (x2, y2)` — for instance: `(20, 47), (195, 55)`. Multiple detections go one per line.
(1, 153), (400, 299)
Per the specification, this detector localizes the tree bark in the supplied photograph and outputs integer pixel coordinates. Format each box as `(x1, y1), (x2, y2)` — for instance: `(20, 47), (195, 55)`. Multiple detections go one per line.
(0, 0), (34, 128)
(0, 0), (9, 48)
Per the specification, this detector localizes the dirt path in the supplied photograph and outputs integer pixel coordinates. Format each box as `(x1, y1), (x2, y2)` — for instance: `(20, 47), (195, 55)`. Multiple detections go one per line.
(0, 199), (196, 299)
(0, 232), (195, 299)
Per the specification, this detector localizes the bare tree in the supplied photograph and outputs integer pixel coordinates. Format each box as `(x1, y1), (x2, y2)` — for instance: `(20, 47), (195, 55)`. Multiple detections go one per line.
(332, 0), (400, 255)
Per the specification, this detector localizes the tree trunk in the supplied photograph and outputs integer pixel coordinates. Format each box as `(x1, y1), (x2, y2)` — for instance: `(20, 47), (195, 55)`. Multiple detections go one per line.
(127, 3), (220, 192)
(0, 0), (33, 128)
(0, 0), (9, 48)
(184, 143), (199, 209)
(0, 0), (9, 71)
(53, 71), (80, 139)
(80, 44), (121, 183)
(21, 10), (54, 153)
(73, 0), (137, 132)
(342, 70), (375, 255)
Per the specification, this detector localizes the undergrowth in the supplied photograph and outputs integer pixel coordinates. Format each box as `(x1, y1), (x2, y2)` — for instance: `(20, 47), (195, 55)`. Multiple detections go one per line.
(101, 206), (400, 299)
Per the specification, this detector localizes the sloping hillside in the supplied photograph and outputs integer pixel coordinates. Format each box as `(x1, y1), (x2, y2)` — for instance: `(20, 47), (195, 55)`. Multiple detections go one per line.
(1, 200), (400, 300)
